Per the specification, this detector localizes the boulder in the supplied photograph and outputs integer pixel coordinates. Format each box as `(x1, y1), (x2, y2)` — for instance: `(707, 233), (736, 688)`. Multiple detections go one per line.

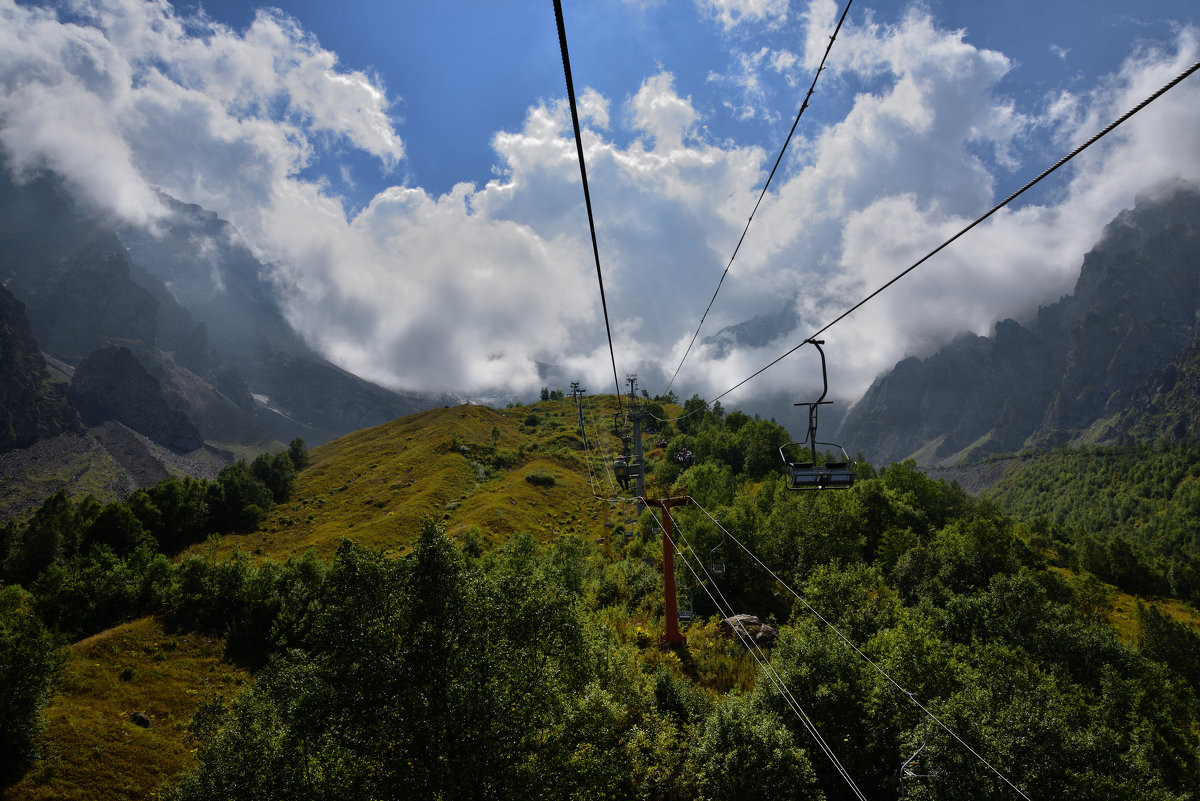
(722, 614), (779, 648)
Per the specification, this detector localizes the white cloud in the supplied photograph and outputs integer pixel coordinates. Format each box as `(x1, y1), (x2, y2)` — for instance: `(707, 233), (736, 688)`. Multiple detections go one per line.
(696, 0), (790, 32)
(630, 72), (700, 152)
(0, 0), (401, 228)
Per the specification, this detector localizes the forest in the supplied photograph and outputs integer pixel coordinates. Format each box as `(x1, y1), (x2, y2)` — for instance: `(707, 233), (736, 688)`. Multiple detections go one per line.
(989, 442), (1200, 604)
(2, 402), (1200, 800)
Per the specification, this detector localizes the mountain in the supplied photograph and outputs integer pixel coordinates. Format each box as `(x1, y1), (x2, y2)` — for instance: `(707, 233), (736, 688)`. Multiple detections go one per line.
(701, 300), (800, 359)
(0, 168), (441, 462)
(0, 282), (81, 451)
(113, 193), (442, 444)
(840, 181), (1200, 466)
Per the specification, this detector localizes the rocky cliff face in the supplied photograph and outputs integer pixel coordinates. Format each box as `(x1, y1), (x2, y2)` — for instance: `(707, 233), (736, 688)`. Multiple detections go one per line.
(0, 283), (80, 451)
(67, 346), (203, 454)
(840, 181), (1200, 466)
(1113, 337), (1200, 442)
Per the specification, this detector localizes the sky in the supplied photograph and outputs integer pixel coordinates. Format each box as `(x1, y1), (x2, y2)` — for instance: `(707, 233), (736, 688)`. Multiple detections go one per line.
(2, 0), (1199, 417)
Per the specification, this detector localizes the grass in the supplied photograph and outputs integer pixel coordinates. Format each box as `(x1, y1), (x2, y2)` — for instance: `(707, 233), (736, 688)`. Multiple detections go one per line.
(196, 398), (634, 560)
(1049, 565), (1200, 643)
(7, 617), (247, 801)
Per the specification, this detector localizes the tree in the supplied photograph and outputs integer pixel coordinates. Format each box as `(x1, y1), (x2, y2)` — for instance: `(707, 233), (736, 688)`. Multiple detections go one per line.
(736, 417), (790, 479)
(1138, 601), (1200, 687)
(210, 461), (274, 532)
(251, 452), (297, 505)
(0, 586), (64, 787)
(687, 693), (823, 801)
(2, 491), (84, 586)
(81, 502), (154, 556)
(287, 437), (310, 471)
(677, 395), (713, 436)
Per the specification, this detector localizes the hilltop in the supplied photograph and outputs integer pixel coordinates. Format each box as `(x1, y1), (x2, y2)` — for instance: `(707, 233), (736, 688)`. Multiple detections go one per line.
(203, 396), (632, 560)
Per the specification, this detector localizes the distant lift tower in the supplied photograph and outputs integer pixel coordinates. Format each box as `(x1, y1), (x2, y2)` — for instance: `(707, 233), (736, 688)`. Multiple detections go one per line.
(571, 382), (587, 449)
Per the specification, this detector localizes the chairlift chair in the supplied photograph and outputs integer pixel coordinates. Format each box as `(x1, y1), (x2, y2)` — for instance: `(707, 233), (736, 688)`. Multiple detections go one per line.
(780, 444), (857, 490)
(780, 339), (857, 491)
(678, 587), (695, 624)
(710, 542), (726, 575)
(900, 701), (931, 800)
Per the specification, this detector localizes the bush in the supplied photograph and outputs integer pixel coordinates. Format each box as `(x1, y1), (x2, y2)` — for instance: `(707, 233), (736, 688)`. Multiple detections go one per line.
(525, 471), (556, 487)
(525, 413), (540, 427)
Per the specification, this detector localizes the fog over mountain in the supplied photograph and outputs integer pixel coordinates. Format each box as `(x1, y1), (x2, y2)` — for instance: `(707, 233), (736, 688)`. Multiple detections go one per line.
(840, 180), (1200, 466)
(0, 168), (441, 458)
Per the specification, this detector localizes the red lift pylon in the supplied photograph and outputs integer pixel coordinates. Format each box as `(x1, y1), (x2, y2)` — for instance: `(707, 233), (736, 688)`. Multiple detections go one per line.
(645, 496), (691, 647)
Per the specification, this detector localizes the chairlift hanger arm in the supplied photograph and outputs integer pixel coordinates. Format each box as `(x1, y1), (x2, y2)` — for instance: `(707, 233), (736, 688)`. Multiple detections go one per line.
(781, 339), (857, 490)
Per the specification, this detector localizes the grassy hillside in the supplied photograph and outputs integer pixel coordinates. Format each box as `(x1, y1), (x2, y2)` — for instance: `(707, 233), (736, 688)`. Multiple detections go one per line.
(5, 396), (655, 799)
(199, 397), (637, 560)
(7, 617), (246, 801)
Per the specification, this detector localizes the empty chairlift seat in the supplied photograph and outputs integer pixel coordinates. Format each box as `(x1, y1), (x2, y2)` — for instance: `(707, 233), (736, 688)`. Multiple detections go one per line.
(783, 459), (856, 490)
(779, 339), (857, 491)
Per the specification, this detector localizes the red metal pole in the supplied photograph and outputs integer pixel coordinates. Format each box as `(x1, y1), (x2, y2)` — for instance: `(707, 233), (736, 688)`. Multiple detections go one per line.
(648, 497), (690, 647)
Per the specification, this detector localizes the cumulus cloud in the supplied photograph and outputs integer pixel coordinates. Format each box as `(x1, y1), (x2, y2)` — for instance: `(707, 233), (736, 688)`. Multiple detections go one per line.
(0, 0), (401, 227)
(687, 6), (1200, 405)
(1, 0), (1198, 411)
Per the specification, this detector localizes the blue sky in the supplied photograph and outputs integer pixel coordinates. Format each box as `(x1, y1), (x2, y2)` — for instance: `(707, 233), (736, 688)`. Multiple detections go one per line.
(2, 0), (1199, 405)
(177, 0), (726, 203)
(180, 0), (1199, 204)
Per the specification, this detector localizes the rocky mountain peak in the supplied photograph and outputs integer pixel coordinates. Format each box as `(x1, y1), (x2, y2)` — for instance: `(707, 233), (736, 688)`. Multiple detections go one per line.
(840, 182), (1200, 466)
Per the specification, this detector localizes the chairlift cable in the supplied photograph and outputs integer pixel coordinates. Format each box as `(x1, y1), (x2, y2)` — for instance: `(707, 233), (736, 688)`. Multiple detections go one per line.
(581, 395), (615, 497)
(649, 504), (868, 798)
(690, 499), (1033, 801)
(664, 0), (855, 396)
(648, 501), (870, 800)
(702, 57), (1200, 411)
(554, 0), (624, 413)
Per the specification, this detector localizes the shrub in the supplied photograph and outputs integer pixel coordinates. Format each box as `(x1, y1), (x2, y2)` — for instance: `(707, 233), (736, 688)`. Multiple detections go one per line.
(525, 471), (556, 487)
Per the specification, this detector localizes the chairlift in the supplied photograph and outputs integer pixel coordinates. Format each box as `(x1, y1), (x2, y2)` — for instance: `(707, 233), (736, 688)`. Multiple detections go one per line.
(780, 339), (857, 490)
(710, 542), (726, 575)
(678, 586), (695, 624)
(900, 699), (931, 800)
(614, 455), (632, 490)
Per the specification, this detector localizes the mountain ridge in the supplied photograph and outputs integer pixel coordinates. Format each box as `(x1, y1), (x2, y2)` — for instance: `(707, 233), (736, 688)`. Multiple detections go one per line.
(840, 181), (1200, 466)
